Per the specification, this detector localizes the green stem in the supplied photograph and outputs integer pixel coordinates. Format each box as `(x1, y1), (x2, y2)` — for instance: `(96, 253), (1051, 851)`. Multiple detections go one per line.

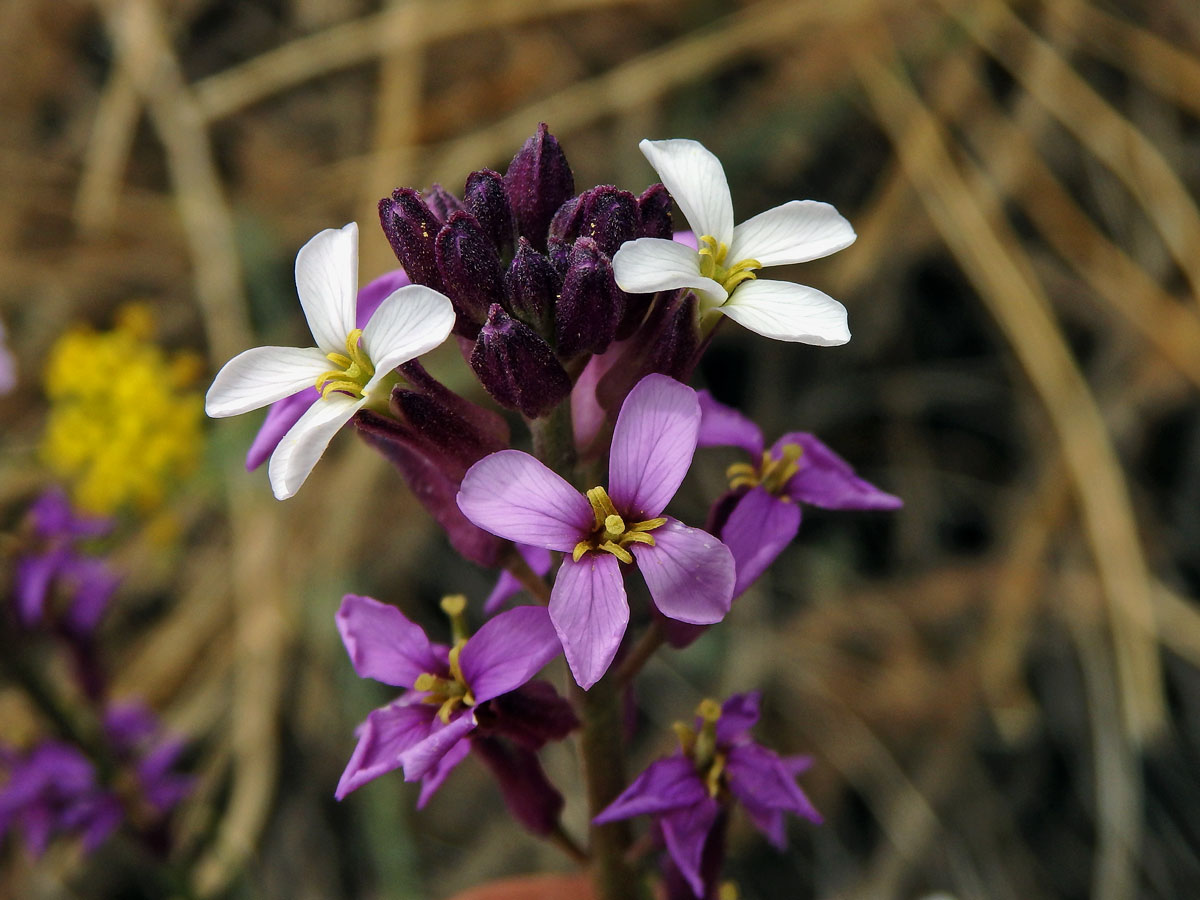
(530, 400), (577, 484)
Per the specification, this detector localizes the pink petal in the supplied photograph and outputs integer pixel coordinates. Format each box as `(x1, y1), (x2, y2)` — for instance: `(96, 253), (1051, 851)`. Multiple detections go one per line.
(571, 344), (621, 450)
(696, 390), (764, 458)
(715, 692), (761, 745)
(660, 796), (721, 898)
(719, 487), (801, 598)
(779, 433), (903, 510)
(608, 374), (701, 519)
(725, 743), (822, 824)
(415, 736), (470, 809)
(632, 519), (733, 625)
(458, 605), (561, 704)
(245, 388), (318, 471)
(398, 712), (477, 782)
(336, 594), (446, 687)
(457, 450), (592, 551)
(335, 701), (436, 799)
(593, 756), (707, 823)
(549, 554), (628, 689)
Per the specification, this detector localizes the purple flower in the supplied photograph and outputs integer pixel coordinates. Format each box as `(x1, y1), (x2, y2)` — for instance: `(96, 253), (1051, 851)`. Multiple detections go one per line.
(103, 703), (194, 816)
(457, 374), (736, 689)
(698, 390), (901, 598)
(594, 693), (821, 897)
(0, 313), (14, 395)
(335, 594), (567, 811)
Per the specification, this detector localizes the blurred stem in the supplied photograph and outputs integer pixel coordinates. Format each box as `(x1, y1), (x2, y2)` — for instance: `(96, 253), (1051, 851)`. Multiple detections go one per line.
(500, 544), (552, 604)
(530, 400), (577, 483)
(616, 621), (664, 688)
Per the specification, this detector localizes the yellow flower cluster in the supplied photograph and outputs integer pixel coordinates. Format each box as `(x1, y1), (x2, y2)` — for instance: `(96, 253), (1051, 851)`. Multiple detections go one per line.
(41, 305), (204, 514)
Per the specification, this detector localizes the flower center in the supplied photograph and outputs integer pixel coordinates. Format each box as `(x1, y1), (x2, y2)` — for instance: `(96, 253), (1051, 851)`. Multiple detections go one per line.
(413, 595), (476, 723)
(725, 442), (803, 497)
(572, 486), (667, 565)
(673, 698), (727, 798)
(697, 235), (761, 296)
(315, 329), (375, 400)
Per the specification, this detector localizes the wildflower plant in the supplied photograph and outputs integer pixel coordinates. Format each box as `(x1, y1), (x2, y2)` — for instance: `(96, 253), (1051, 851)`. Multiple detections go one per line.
(205, 126), (899, 898)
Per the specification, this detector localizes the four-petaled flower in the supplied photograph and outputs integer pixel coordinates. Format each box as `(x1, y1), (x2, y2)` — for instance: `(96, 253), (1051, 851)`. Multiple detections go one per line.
(612, 139), (856, 345)
(594, 692), (821, 898)
(205, 223), (456, 499)
(457, 374), (736, 689)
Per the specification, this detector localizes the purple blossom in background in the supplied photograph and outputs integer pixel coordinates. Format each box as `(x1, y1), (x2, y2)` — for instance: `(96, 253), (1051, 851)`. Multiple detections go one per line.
(14, 489), (119, 633)
(594, 692), (820, 897)
(457, 374), (736, 689)
(483, 544), (552, 614)
(335, 593), (571, 831)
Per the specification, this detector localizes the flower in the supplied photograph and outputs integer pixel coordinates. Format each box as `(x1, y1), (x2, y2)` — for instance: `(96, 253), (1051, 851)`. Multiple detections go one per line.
(205, 223), (456, 499)
(457, 374), (736, 689)
(335, 593), (568, 817)
(594, 693), (821, 897)
(697, 391), (902, 598)
(612, 139), (856, 345)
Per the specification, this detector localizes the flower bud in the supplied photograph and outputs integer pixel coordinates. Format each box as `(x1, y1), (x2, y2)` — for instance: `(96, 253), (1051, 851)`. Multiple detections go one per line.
(378, 189), (445, 290)
(423, 183), (464, 223)
(464, 168), (516, 259)
(471, 304), (571, 418)
(555, 237), (623, 358)
(549, 185), (639, 257)
(434, 211), (506, 336)
(503, 123), (574, 250)
(504, 237), (559, 334)
(637, 182), (673, 239)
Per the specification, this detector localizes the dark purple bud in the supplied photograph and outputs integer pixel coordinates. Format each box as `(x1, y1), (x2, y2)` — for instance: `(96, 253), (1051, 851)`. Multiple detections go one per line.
(504, 238), (559, 333)
(476, 680), (579, 749)
(555, 237), (623, 358)
(464, 169), (516, 259)
(470, 736), (565, 837)
(379, 189), (445, 290)
(504, 123), (575, 250)
(638, 183), (674, 239)
(435, 211), (506, 337)
(550, 185), (639, 257)
(422, 183), (464, 224)
(471, 304), (571, 418)
(548, 196), (582, 244)
(546, 237), (571, 277)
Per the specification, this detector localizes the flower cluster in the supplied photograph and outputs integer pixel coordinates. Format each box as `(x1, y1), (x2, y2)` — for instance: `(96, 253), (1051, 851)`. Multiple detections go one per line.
(204, 125), (897, 897)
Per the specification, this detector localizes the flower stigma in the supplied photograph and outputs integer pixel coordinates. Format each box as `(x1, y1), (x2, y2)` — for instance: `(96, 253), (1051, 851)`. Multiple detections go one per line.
(672, 698), (727, 798)
(726, 443), (803, 497)
(315, 329), (375, 400)
(697, 235), (761, 296)
(414, 595), (476, 722)
(572, 486), (666, 564)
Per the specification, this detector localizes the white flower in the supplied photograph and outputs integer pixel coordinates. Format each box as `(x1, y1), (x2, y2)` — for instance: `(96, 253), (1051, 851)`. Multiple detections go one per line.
(206, 223), (455, 499)
(612, 139), (856, 345)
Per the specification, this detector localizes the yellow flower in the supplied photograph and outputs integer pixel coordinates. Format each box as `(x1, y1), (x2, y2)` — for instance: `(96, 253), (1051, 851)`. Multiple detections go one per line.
(41, 304), (204, 514)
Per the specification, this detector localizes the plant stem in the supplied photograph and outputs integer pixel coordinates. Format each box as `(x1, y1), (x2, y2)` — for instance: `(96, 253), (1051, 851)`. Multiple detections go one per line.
(616, 621), (664, 688)
(530, 400), (577, 484)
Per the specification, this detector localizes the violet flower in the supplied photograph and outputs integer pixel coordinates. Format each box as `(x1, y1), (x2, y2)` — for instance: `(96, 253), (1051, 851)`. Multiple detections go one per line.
(335, 594), (568, 816)
(698, 390), (901, 598)
(457, 374), (736, 689)
(594, 693), (820, 897)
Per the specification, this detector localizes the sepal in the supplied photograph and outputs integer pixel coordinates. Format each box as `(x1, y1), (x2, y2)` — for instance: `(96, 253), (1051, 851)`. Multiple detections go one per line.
(503, 123), (575, 250)
(555, 237), (623, 358)
(470, 304), (571, 418)
(379, 188), (445, 290)
(435, 211), (506, 336)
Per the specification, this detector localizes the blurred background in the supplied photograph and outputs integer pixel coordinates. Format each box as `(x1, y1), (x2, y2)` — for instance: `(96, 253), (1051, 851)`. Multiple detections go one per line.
(2, 0), (1200, 897)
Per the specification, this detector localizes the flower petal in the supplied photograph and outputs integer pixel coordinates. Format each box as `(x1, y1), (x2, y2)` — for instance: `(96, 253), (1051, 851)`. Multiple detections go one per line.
(399, 712), (477, 782)
(457, 450), (592, 551)
(295, 223), (358, 352)
(779, 433), (903, 510)
(719, 279), (850, 346)
(205, 346), (331, 418)
(715, 692), (761, 746)
(483, 544), (552, 614)
(639, 139), (734, 244)
(245, 388), (319, 471)
(632, 520), (733, 626)
(728, 200), (856, 267)
(361, 284), (455, 380)
(336, 594), (447, 688)
(335, 701), (437, 799)
(593, 755), (708, 823)
(267, 392), (359, 500)
(725, 743), (822, 824)
(355, 268), (411, 329)
(660, 797), (721, 898)
(611, 238), (726, 299)
(549, 554), (628, 690)
(696, 390), (764, 457)
(608, 374), (701, 519)
(719, 487), (801, 599)
(459, 605), (561, 704)
(416, 736), (470, 809)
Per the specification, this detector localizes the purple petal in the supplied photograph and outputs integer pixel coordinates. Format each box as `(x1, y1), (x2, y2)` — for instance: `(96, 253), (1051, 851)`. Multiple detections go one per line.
(335, 701), (437, 799)
(457, 450), (592, 551)
(245, 388), (318, 471)
(715, 692), (761, 745)
(470, 736), (565, 835)
(14, 549), (67, 626)
(62, 557), (120, 634)
(480, 680), (579, 749)
(593, 756), (708, 823)
(696, 390), (764, 458)
(398, 712), (477, 782)
(549, 554), (628, 690)
(718, 487), (801, 599)
(458, 605), (561, 704)
(632, 520), (733, 626)
(660, 797), (721, 898)
(29, 490), (111, 539)
(725, 743), (822, 825)
(78, 797), (122, 853)
(743, 805), (787, 850)
(571, 344), (622, 450)
(416, 735), (470, 809)
(336, 594), (447, 688)
(355, 268), (411, 328)
(779, 433), (903, 510)
(608, 374), (701, 519)
(483, 544), (552, 615)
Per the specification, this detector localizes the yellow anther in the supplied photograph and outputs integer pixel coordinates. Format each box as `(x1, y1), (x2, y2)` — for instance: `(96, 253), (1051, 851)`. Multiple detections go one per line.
(697, 698), (722, 723)
(725, 443), (804, 497)
(673, 721), (697, 756)
(604, 514), (625, 536)
(697, 235), (761, 295)
(718, 882), (740, 900)
(416, 642), (475, 723)
(441, 595), (469, 644)
(705, 752), (727, 798)
(315, 328), (374, 400)
(598, 541), (633, 564)
(574, 486), (667, 564)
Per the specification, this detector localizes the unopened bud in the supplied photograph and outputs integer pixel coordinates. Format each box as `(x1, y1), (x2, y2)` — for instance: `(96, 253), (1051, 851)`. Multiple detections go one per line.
(555, 237), (623, 358)
(464, 169), (516, 259)
(379, 189), (445, 290)
(637, 183), (673, 239)
(423, 183), (464, 224)
(435, 211), (506, 336)
(471, 304), (571, 418)
(504, 237), (559, 334)
(503, 123), (575, 250)
(549, 185), (639, 257)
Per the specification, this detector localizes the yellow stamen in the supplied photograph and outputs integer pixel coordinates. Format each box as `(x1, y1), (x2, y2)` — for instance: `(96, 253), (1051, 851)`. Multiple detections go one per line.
(315, 328), (375, 399)
(441, 594), (469, 644)
(724, 443), (804, 497)
(697, 235), (762, 295)
(573, 486), (668, 564)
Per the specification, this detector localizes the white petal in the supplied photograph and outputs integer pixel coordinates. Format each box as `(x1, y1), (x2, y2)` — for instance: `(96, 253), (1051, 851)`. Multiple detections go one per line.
(205, 346), (330, 417)
(295, 223), (359, 352)
(719, 279), (850, 346)
(729, 200), (856, 268)
(612, 238), (727, 300)
(639, 139), (734, 244)
(360, 285), (456, 384)
(267, 393), (359, 499)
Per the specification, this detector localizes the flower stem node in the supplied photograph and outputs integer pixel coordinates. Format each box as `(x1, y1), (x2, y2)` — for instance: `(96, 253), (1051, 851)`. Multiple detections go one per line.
(572, 486), (666, 564)
(725, 443), (803, 496)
